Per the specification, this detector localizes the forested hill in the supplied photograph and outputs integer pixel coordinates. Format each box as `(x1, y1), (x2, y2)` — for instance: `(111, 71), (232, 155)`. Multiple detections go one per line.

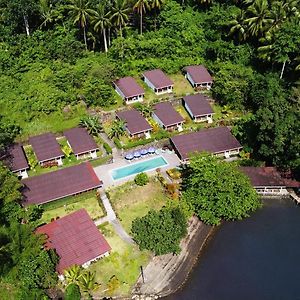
(0, 0), (299, 172)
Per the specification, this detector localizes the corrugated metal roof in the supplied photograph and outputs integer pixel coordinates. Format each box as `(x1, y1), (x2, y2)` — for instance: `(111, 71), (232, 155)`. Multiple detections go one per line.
(116, 109), (152, 135)
(64, 128), (98, 155)
(184, 65), (213, 84)
(171, 127), (242, 160)
(154, 102), (184, 127)
(22, 163), (102, 205)
(143, 69), (173, 89)
(29, 133), (64, 162)
(183, 94), (214, 117)
(36, 209), (111, 274)
(4, 143), (29, 172)
(114, 76), (145, 98)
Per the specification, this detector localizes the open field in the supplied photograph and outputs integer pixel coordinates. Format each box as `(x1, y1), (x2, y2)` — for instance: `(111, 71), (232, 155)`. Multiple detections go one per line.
(40, 191), (105, 224)
(90, 223), (151, 297)
(108, 180), (167, 232)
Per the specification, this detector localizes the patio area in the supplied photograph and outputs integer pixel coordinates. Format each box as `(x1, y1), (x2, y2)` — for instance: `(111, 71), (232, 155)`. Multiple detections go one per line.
(93, 149), (181, 189)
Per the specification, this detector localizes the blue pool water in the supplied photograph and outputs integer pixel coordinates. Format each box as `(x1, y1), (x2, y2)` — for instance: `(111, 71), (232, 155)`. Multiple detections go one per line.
(111, 156), (168, 180)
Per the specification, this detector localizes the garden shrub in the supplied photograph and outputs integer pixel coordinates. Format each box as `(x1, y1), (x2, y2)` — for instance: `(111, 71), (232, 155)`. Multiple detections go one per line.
(103, 142), (112, 154)
(134, 173), (149, 186)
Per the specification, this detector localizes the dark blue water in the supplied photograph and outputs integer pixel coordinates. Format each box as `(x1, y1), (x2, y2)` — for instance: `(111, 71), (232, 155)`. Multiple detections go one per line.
(168, 198), (300, 300)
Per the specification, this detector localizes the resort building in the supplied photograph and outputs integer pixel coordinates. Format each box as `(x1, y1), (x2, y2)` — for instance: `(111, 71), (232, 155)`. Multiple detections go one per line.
(113, 76), (145, 104)
(183, 65), (213, 90)
(153, 102), (184, 131)
(29, 133), (64, 166)
(142, 69), (174, 95)
(64, 127), (99, 160)
(183, 94), (214, 123)
(240, 167), (288, 195)
(36, 209), (111, 276)
(22, 162), (103, 205)
(3, 144), (29, 178)
(116, 109), (152, 139)
(170, 127), (242, 161)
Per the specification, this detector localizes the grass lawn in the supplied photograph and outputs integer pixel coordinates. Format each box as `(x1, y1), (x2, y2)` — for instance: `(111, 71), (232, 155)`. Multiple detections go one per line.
(90, 223), (150, 297)
(40, 191), (105, 224)
(170, 73), (195, 97)
(18, 105), (88, 140)
(108, 180), (167, 232)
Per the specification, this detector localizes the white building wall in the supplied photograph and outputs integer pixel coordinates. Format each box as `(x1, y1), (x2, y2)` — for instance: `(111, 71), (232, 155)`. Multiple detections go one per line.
(152, 112), (165, 128)
(144, 77), (156, 92)
(114, 85), (126, 99)
(185, 73), (196, 87)
(184, 102), (195, 119)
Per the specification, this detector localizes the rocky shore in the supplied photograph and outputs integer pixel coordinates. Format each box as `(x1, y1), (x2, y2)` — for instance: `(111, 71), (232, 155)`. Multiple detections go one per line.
(131, 216), (215, 300)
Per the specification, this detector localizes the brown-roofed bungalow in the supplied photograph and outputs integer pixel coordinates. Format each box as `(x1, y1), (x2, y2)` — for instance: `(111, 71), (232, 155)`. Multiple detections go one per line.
(183, 65), (213, 90)
(142, 69), (174, 95)
(29, 133), (64, 166)
(64, 127), (99, 160)
(3, 144), (29, 178)
(183, 94), (214, 123)
(22, 162), (103, 205)
(116, 109), (152, 139)
(113, 76), (145, 104)
(240, 167), (288, 195)
(153, 102), (184, 131)
(170, 127), (242, 161)
(36, 209), (111, 276)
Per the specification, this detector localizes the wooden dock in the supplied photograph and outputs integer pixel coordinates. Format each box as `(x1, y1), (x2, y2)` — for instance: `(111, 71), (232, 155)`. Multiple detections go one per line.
(288, 189), (300, 204)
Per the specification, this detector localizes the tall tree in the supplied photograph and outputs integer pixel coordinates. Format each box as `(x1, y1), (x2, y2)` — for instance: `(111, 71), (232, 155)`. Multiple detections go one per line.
(150, 0), (164, 30)
(181, 153), (260, 225)
(134, 0), (150, 35)
(108, 120), (125, 139)
(244, 0), (272, 37)
(92, 3), (111, 52)
(131, 207), (187, 255)
(111, 0), (130, 37)
(79, 115), (103, 135)
(67, 0), (95, 50)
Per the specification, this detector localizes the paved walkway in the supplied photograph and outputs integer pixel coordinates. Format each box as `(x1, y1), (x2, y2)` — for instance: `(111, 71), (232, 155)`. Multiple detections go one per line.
(94, 190), (134, 244)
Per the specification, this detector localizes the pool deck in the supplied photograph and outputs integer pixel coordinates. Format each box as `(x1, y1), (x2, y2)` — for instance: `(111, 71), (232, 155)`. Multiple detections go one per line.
(93, 151), (181, 189)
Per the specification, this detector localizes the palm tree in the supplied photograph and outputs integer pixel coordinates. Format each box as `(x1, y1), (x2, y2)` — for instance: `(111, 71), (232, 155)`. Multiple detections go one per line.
(64, 265), (82, 285)
(244, 0), (273, 37)
(78, 271), (100, 296)
(134, 0), (150, 35)
(229, 10), (248, 41)
(108, 120), (125, 139)
(134, 103), (153, 118)
(67, 0), (95, 50)
(79, 115), (103, 135)
(39, 0), (59, 28)
(111, 0), (130, 37)
(150, 0), (164, 30)
(92, 3), (111, 52)
(198, 0), (213, 5)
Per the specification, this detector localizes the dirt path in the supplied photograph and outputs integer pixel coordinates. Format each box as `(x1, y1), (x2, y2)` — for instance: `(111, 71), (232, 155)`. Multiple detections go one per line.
(132, 216), (214, 298)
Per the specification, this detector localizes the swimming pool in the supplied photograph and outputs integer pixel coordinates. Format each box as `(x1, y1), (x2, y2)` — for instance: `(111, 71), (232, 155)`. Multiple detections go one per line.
(111, 156), (168, 180)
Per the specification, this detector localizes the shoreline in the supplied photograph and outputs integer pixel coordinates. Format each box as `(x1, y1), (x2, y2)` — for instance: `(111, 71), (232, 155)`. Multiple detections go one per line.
(131, 216), (217, 299)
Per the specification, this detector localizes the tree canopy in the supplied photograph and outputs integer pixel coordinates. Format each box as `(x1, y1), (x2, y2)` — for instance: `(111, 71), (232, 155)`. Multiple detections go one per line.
(131, 207), (187, 255)
(182, 153), (260, 225)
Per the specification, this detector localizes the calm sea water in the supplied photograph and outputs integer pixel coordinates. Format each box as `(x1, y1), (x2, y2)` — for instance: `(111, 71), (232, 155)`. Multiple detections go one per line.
(167, 197), (300, 300)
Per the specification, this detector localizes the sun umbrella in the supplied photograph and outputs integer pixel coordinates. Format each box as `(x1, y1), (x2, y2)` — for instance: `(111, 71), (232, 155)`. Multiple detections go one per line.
(141, 149), (148, 155)
(134, 151), (141, 158)
(125, 153), (134, 160)
(148, 147), (156, 153)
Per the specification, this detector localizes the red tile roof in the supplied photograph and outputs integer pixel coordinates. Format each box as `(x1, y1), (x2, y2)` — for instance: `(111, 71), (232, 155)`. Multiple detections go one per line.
(64, 128), (99, 156)
(36, 209), (111, 274)
(143, 69), (173, 89)
(170, 127), (242, 160)
(4, 144), (29, 172)
(184, 65), (213, 84)
(29, 133), (64, 162)
(183, 94), (214, 117)
(114, 76), (145, 98)
(240, 167), (286, 187)
(116, 109), (152, 135)
(22, 163), (102, 205)
(153, 102), (184, 127)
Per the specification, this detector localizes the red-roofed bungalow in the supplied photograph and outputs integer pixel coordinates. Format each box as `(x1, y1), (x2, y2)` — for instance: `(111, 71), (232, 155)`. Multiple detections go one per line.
(183, 65), (213, 90)
(142, 69), (174, 95)
(36, 209), (111, 276)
